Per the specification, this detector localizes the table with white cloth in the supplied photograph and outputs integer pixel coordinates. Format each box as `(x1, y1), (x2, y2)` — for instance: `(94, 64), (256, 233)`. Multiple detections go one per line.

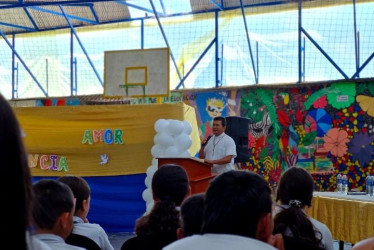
(306, 192), (374, 245)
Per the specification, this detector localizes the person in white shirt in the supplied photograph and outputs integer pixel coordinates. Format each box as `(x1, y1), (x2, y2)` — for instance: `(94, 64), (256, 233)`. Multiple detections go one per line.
(163, 170), (284, 250)
(57, 175), (114, 250)
(273, 167), (334, 250)
(199, 116), (237, 174)
(31, 179), (84, 250)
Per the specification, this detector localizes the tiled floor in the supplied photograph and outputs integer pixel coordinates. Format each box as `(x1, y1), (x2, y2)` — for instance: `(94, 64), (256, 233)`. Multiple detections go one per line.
(107, 232), (353, 250)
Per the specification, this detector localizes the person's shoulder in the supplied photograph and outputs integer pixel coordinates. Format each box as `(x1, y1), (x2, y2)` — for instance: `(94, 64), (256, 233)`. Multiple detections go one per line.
(73, 222), (110, 242)
(352, 237), (374, 250)
(162, 235), (201, 250)
(309, 217), (331, 234)
(163, 234), (276, 250)
(75, 220), (105, 229)
(28, 235), (52, 250)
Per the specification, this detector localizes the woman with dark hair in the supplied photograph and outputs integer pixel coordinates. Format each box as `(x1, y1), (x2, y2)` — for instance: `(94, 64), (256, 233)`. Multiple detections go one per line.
(0, 94), (50, 249)
(273, 167), (334, 250)
(121, 164), (190, 250)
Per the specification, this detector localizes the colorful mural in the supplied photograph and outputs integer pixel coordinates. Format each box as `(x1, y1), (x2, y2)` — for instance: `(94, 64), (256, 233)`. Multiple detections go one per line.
(183, 81), (374, 191)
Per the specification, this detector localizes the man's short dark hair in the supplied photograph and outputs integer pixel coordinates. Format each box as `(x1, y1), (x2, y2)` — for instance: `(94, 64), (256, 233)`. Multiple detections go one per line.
(201, 170), (272, 238)
(57, 175), (90, 213)
(213, 116), (226, 127)
(180, 193), (205, 237)
(31, 179), (74, 230)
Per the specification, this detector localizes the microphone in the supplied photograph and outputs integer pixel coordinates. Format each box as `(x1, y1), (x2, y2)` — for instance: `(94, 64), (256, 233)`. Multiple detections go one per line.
(201, 135), (212, 147)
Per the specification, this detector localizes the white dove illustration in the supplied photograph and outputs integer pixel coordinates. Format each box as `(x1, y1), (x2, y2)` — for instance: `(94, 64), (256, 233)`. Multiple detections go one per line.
(99, 154), (109, 165)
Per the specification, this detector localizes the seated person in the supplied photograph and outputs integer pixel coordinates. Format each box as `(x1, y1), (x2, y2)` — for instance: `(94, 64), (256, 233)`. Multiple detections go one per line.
(121, 164), (190, 250)
(273, 167), (334, 250)
(31, 179), (84, 250)
(57, 175), (114, 250)
(0, 93), (50, 250)
(177, 193), (205, 239)
(164, 170), (284, 250)
(352, 237), (374, 250)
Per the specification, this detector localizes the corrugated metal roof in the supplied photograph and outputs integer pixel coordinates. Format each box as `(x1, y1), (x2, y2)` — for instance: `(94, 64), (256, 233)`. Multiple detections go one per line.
(0, 0), (298, 35)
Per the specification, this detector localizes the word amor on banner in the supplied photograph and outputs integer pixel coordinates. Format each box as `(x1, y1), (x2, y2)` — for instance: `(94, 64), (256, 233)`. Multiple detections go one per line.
(82, 129), (124, 145)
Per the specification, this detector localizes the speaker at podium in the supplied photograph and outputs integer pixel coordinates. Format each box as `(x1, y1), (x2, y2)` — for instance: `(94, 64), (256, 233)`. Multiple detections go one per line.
(225, 116), (251, 163)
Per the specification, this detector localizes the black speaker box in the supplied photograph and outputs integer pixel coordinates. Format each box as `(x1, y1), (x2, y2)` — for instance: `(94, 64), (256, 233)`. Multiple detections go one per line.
(225, 116), (251, 163)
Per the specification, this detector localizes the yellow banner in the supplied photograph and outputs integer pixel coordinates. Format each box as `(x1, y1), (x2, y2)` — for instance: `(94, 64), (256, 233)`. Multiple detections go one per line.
(14, 103), (200, 176)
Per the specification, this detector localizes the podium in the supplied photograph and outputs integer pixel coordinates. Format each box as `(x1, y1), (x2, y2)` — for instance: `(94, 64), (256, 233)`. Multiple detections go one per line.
(157, 157), (217, 194)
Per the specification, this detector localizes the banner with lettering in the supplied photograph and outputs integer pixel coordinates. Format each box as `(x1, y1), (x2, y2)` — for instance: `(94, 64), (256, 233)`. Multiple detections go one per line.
(14, 103), (199, 176)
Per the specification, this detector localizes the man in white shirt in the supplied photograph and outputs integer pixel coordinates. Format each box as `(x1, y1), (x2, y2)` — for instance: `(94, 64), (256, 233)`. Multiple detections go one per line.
(199, 116), (237, 174)
(163, 170), (284, 250)
(31, 179), (84, 250)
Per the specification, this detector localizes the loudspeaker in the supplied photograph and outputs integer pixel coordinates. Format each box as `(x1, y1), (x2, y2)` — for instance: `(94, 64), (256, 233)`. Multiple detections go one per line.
(225, 116), (251, 163)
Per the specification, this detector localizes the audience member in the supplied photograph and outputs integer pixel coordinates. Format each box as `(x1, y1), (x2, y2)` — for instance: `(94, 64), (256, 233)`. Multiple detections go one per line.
(121, 164), (190, 250)
(57, 175), (114, 250)
(177, 193), (205, 239)
(31, 179), (84, 250)
(199, 116), (237, 174)
(0, 94), (51, 250)
(164, 170), (284, 250)
(274, 167), (333, 250)
(352, 236), (374, 250)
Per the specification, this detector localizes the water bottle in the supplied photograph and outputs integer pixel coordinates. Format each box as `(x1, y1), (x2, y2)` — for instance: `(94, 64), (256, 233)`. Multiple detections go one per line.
(366, 175), (372, 196)
(342, 174), (348, 194)
(337, 173), (342, 193)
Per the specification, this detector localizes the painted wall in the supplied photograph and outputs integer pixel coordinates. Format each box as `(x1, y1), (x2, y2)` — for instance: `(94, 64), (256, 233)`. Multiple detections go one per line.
(181, 80), (374, 192)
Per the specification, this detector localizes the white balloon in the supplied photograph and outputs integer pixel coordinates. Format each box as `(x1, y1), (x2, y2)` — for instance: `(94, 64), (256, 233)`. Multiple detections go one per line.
(152, 158), (158, 167)
(179, 150), (191, 158)
(142, 188), (152, 202)
(146, 165), (158, 177)
(146, 200), (154, 213)
(165, 146), (179, 157)
(151, 144), (166, 158)
(168, 120), (184, 135)
(157, 133), (174, 147)
(153, 134), (160, 145)
(154, 119), (170, 133)
(144, 175), (151, 188)
(183, 121), (192, 135)
(174, 134), (192, 151)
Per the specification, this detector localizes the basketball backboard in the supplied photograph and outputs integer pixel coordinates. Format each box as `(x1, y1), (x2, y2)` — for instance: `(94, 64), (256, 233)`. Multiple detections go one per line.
(103, 48), (170, 98)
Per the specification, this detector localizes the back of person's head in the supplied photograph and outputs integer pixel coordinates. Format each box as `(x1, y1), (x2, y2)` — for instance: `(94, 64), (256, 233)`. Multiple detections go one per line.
(134, 164), (189, 241)
(0, 94), (32, 250)
(57, 175), (90, 214)
(179, 193), (205, 238)
(31, 179), (75, 238)
(276, 167), (314, 207)
(201, 170), (272, 239)
(151, 164), (190, 206)
(213, 116), (226, 126)
(274, 167), (322, 249)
